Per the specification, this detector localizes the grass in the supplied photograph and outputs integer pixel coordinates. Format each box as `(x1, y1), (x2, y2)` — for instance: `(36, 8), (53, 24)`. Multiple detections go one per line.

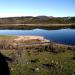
(0, 49), (75, 75)
(0, 35), (75, 75)
(0, 35), (17, 39)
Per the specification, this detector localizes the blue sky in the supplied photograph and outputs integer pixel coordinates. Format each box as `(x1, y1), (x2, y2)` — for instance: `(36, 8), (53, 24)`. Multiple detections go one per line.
(0, 0), (74, 17)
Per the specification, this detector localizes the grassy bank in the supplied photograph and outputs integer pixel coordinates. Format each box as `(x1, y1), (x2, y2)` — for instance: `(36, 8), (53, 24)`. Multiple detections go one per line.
(1, 49), (75, 75)
(0, 35), (17, 39)
(0, 35), (75, 75)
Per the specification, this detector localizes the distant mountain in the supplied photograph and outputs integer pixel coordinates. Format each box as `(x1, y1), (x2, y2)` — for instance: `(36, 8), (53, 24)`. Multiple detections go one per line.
(0, 16), (75, 24)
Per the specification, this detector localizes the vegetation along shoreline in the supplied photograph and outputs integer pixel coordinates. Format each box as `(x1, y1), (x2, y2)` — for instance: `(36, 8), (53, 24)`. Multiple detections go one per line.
(0, 16), (75, 29)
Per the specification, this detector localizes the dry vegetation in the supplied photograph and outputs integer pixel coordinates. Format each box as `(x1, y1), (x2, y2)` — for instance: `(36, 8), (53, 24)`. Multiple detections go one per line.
(0, 36), (75, 52)
(0, 36), (75, 75)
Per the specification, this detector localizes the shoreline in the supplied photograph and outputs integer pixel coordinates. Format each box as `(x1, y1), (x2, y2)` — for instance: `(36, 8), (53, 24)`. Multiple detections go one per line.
(0, 23), (75, 30)
(0, 23), (74, 26)
(0, 35), (75, 50)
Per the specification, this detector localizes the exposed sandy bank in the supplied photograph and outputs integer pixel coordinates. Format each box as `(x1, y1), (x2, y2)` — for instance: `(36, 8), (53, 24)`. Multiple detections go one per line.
(14, 36), (50, 43)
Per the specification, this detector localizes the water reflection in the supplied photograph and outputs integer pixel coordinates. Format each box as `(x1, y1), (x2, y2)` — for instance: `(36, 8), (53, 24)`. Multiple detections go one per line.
(0, 28), (75, 45)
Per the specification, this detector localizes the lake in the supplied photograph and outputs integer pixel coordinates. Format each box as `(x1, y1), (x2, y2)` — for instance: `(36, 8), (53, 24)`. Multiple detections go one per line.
(0, 28), (75, 45)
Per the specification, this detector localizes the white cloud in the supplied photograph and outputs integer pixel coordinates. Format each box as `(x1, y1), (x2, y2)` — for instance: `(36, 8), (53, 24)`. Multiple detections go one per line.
(0, 13), (23, 17)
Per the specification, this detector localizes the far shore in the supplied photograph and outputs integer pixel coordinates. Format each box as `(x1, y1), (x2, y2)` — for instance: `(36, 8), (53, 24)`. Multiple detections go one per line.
(0, 23), (75, 29)
(0, 23), (75, 26)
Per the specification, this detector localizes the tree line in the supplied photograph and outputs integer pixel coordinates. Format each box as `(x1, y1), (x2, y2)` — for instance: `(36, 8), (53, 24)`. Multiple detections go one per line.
(0, 16), (75, 24)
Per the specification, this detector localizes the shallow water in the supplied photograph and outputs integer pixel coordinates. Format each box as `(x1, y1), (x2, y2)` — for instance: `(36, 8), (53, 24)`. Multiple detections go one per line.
(0, 28), (75, 45)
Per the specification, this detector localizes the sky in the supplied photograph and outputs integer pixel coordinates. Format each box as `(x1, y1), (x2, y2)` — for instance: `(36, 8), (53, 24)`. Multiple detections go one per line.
(0, 0), (74, 17)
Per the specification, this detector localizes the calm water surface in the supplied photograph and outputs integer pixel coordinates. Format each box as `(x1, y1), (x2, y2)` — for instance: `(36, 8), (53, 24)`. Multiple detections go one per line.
(0, 28), (75, 45)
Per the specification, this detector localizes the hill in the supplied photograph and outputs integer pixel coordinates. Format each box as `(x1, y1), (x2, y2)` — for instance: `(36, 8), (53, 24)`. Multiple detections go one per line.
(0, 16), (75, 24)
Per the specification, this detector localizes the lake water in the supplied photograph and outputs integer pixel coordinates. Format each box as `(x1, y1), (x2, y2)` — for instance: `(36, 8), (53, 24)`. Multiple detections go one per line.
(0, 28), (75, 45)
